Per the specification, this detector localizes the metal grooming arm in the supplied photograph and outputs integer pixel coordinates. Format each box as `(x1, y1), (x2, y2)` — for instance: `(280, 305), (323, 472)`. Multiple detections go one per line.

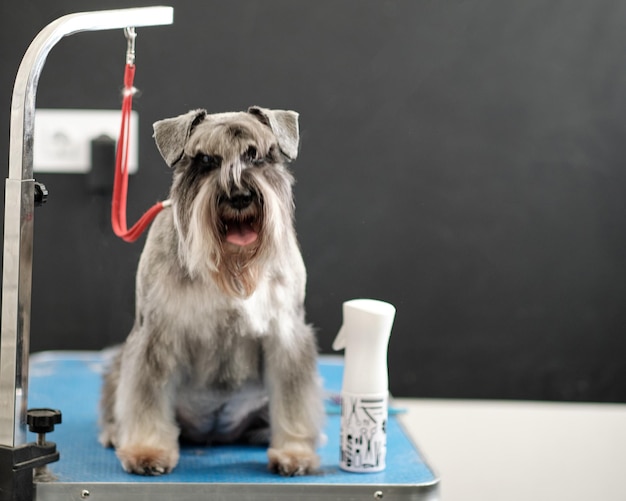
(0, 6), (174, 450)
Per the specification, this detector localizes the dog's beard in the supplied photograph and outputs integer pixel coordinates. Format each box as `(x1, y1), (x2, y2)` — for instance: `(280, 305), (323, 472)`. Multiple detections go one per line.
(213, 208), (263, 298)
(174, 175), (290, 298)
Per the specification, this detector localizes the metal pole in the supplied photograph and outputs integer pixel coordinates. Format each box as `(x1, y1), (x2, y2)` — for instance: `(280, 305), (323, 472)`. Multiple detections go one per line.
(0, 6), (174, 447)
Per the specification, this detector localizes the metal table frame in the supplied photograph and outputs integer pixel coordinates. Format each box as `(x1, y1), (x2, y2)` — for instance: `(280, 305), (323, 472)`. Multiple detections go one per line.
(0, 8), (173, 501)
(0, 4), (174, 450)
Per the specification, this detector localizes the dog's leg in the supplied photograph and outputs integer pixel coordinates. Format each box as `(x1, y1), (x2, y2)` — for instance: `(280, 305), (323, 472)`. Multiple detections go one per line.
(264, 321), (323, 476)
(113, 327), (181, 475)
(99, 349), (122, 448)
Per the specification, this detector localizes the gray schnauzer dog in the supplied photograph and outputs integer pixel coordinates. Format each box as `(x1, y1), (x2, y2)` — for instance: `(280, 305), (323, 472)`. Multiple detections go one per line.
(99, 106), (323, 476)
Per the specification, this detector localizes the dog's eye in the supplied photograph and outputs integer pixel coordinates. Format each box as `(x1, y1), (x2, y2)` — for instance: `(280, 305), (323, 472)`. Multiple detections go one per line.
(242, 146), (272, 167)
(244, 146), (258, 162)
(196, 154), (221, 171)
(243, 146), (265, 166)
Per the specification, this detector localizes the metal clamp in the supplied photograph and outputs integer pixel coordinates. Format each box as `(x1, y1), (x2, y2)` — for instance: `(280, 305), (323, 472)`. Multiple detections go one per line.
(124, 26), (136, 65)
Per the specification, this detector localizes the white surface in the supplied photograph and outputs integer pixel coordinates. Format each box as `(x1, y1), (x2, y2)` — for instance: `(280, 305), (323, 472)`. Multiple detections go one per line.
(397, 398), (626, 501)
(34, 109), (138, 173)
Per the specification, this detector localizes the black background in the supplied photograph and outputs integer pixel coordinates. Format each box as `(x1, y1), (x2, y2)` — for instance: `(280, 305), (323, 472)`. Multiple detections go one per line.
(1, 0), (625, 401)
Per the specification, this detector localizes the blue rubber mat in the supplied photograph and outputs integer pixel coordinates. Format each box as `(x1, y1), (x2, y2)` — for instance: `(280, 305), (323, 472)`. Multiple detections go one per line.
(28, 351), (438, 498)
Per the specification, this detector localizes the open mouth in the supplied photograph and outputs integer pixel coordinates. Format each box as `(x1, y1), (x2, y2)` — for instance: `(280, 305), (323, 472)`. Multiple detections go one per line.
(222, 216), (259, 247)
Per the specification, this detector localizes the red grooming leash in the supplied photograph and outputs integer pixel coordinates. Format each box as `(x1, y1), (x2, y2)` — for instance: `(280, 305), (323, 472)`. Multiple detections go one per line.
(112, 27), (169, 243)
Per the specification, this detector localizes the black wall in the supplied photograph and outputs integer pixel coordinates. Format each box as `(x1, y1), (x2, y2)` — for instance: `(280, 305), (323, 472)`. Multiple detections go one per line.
(1, 0), (625, 401)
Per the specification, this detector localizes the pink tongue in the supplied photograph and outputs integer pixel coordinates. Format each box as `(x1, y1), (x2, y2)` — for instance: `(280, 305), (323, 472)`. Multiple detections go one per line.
(226, 221), (258, 246)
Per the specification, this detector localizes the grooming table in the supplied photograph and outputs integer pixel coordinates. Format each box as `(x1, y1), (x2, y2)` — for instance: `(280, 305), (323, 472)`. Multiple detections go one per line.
(28, 351), (439, 500)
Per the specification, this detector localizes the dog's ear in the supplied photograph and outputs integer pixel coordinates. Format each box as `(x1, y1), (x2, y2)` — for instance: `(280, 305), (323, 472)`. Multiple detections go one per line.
(153, 109), (207, 167)
(247, 106), (300, 161)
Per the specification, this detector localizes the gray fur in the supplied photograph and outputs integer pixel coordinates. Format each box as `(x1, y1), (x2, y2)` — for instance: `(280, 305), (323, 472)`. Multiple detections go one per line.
(153, 109), (207, 167)
(247, 106), (300, 160)
(100, 107), (323, 476)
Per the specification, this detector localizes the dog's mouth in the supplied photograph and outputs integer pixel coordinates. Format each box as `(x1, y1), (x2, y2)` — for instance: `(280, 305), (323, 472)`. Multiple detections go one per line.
(217, 188), (262, 248)
(223, 217), (259, 247)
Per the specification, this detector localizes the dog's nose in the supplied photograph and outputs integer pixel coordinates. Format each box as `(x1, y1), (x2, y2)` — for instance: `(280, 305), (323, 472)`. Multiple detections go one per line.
(228, 190), (254, 210)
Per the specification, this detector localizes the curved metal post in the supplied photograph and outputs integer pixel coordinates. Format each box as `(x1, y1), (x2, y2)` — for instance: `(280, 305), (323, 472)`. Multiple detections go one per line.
(0, 6), (174, 447)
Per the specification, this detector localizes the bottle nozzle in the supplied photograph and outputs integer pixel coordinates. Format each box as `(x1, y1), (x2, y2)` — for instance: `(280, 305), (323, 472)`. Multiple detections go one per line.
(333, 298), (396, 394)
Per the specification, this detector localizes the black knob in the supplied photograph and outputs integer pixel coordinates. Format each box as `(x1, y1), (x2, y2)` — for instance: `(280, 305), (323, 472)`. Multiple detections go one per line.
(27, 408), (62, 434)
(34, 181), (48, 207)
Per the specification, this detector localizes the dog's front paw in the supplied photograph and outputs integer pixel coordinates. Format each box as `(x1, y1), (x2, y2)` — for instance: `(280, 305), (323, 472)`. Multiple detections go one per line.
(116, 444), (179, 475)
(267, 445), (319, 476)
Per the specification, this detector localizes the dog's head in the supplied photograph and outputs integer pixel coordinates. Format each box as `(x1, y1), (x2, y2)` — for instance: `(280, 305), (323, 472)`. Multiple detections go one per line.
(153, 106), (300, 298)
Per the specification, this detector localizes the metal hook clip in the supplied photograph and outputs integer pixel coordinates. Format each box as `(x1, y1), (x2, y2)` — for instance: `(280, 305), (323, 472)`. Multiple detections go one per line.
(124, 27), (137, 65)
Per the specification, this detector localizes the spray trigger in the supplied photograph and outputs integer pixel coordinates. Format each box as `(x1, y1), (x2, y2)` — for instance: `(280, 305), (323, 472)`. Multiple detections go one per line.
(332, 325), (347, 351)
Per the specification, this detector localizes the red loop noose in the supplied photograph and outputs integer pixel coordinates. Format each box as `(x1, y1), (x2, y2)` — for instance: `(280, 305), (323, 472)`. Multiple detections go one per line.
(111, 33), (168, 243)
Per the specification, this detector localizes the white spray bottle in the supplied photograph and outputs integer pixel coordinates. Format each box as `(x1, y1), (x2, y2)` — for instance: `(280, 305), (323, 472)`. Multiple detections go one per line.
(333, 298), (396, 472)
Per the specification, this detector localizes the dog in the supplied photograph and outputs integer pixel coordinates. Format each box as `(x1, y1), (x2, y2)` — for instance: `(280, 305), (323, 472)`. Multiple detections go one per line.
(99, 106), (323, 476)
